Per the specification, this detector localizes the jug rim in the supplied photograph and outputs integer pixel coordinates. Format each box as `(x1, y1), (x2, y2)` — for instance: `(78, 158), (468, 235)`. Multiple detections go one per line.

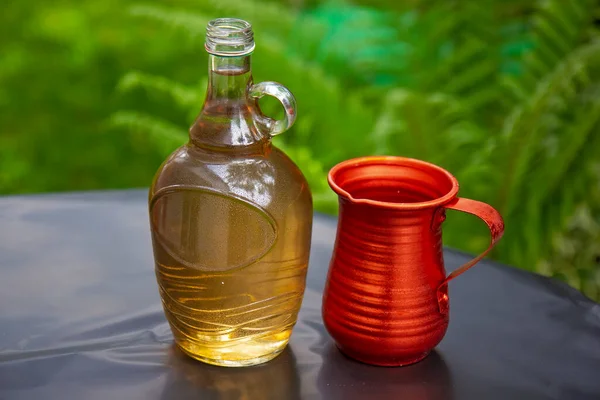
(328, 156), (459, 210)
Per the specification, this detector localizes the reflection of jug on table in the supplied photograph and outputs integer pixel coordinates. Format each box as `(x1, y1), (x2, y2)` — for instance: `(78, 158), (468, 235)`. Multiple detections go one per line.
(148, 18), (312, 367)
(161, 344), (301, 400)
(317, 344), (453, 400)
(323, 156), (504, 366)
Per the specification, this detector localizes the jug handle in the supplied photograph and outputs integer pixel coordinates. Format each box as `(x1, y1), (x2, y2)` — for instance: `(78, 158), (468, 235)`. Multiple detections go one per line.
(249, 81), (297, 136)
(437, 197), (505, 314)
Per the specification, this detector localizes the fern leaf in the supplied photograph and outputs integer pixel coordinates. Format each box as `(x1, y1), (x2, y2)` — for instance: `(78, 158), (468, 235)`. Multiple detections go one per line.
(506, 0), (593, 95)
(498, 41), (600, 216)
(206, 0), (295, 33)
(110, 111), (186, 155)
(129, 4), (210, 41)
(272, 138), (337, 213)
(371, 88), (486, 174)
(254, 34), (376, 165)
(117, 71), (202, 110)
(533, 102), (600, 203)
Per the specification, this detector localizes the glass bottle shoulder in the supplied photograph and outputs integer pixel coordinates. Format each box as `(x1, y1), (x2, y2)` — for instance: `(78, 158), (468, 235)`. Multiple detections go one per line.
(149, 143), (311, 213)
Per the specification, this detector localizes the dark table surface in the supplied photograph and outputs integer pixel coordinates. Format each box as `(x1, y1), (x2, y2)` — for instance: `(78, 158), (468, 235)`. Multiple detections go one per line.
(0, 190), (599, 400)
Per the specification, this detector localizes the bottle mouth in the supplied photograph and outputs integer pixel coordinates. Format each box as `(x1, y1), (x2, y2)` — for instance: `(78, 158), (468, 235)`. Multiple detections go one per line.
(205, 18), (255, 57)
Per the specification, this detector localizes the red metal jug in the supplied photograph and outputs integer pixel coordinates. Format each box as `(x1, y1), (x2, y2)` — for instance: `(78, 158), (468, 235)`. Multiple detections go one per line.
(322, 156), (504, 366)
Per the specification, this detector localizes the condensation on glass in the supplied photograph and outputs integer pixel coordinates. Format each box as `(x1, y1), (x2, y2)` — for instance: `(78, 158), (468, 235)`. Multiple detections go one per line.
(148, 18), (313, 367)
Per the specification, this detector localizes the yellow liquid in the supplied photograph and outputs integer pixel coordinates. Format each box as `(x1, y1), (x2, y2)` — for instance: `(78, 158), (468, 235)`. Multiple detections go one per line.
(150, 182), (311, 366)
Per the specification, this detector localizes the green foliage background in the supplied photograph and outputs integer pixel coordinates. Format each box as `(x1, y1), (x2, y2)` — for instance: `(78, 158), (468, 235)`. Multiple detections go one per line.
(2, 0), (600, 299)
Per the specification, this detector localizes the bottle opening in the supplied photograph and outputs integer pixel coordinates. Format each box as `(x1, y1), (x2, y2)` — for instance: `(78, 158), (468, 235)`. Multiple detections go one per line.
(205, 18), (255, 57)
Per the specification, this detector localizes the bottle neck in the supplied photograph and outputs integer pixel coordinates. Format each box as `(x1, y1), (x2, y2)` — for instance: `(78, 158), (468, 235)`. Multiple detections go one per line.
(205, 54), (252, 102)
(189, 54), (268, 152)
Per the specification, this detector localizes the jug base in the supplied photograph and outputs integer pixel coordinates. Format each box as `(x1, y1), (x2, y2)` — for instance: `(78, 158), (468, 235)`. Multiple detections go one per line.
(177, 341), (287, 367)
(338, 346), (431, 367)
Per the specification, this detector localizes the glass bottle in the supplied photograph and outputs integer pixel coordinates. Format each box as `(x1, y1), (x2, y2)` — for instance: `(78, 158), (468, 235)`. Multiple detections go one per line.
(148, 18), (313, 367)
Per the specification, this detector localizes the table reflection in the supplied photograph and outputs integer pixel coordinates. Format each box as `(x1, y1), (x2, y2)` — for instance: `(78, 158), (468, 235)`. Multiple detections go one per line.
(161, 345), (301, 400)
(317, 344), (453, 400)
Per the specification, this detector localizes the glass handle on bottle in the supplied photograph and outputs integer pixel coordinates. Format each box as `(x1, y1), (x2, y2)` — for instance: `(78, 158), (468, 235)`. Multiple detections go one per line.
(249, 81), (297, 136)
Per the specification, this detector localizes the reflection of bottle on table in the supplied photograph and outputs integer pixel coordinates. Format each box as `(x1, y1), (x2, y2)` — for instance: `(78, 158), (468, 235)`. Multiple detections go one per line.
(160, 345), (302, 400)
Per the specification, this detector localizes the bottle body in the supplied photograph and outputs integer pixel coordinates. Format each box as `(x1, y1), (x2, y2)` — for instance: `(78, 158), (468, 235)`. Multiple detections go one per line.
(150, 143), (312, 366)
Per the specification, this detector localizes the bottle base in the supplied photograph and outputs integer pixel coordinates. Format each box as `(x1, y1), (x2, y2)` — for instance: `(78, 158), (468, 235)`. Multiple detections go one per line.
(175, 337), (289, 367)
